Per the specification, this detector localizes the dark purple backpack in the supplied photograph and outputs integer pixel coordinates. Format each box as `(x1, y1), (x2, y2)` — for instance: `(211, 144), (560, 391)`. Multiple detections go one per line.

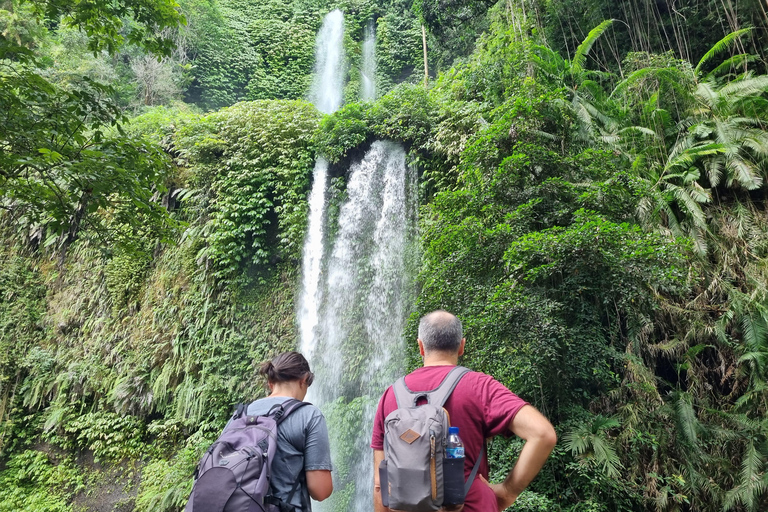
(185, 399), (309, 512)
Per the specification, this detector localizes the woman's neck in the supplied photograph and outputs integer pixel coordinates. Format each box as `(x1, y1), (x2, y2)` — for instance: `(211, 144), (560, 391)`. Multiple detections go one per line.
(269, 380), (306, 401)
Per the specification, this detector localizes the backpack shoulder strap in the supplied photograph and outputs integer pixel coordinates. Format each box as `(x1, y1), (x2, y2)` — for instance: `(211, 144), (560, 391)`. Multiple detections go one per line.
(392, 377), (413, 408)
(232, 403), (247, 420)
(268, 398), (311, 426)
(430, 366), (470, 407)
(392, 366), (471, 408)
(465, 441), (486, 495)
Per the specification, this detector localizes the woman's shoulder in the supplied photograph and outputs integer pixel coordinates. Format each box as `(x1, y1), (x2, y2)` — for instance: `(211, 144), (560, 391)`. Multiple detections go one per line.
(294, 401), (326, 422)
(247, 397), (324, 421)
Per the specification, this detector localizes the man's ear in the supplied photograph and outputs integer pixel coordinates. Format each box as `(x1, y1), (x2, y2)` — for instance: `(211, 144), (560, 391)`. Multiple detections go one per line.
(458, 338), (466, 357)
(418, 339), (426, 357)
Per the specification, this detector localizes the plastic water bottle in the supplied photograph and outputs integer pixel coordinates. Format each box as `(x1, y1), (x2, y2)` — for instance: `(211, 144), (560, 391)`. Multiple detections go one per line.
(444, 426), (466, 506)
(445, 426), (465, 459)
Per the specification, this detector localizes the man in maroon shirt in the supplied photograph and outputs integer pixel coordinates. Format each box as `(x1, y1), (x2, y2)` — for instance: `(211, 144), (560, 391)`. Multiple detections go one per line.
(372, 310), (557, 512)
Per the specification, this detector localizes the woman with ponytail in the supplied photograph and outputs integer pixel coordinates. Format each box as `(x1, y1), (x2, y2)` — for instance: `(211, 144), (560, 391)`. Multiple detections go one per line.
(248, 351), (333, 510)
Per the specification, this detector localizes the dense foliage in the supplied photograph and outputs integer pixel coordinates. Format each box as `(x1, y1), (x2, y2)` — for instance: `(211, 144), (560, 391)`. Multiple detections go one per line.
(2, 0), (768, 511)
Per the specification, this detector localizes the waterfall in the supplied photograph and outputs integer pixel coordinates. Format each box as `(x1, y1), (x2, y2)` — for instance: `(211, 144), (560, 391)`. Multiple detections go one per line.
(309, 10), (345, 114)
(299, 10), (345, 359)
(298, 157), (329, 360)
(299, 11), (418, 511)
(309, 141), (418, 511)
(361, 21), (376, 101)
(311, 141), (417, 402)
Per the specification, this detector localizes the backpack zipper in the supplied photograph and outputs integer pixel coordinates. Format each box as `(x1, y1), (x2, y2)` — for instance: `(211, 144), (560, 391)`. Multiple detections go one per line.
(430, 432), (437, 501)
(226, 449), (260, 473)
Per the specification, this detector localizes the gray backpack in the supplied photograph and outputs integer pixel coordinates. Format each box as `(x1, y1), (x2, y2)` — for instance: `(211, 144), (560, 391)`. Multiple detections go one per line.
(379, 366), (485, 511)
(186, 399), (309, 512)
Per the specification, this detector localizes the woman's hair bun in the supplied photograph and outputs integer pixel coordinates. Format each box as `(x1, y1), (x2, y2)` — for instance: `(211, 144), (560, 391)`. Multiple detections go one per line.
(259, 360), (277, 381)
(260, 351), (311, 384)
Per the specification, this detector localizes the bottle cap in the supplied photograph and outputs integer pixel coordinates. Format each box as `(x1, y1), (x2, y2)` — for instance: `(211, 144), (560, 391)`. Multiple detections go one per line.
(449, 426), (459, 434)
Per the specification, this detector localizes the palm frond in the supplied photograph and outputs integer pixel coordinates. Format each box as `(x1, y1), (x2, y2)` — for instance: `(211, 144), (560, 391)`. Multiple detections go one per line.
(665, 142), (725, 174)
(690, 225), (708, 256)
(530, 44), (565, 79)
(720, 75), (768, 101)
(723, 441), (768, 511)
(704, 157), (724, 187)
(695, 28), (753, 76)
(612, 67), (692, 98)
(579, 79), (608, 102)
(725, 156), (763, 190)
(618, 126), (657, 138)
(665, 183), (707, 228)
(740, 132), (768, 156)
(530, 129), (559, 141)
(564, 415), (624, 479)
(571, 20), (614, 76)
(589, 436), (623, 478)
(708, 53), (758, 78)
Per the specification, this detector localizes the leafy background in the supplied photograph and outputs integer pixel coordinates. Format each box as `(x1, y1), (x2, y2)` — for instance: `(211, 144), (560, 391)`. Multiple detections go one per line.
(2, 0), (768, 511)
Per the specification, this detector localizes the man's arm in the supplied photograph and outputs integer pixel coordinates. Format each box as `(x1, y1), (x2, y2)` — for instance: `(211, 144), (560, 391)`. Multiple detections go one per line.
(306, 469), (333, 501)
(373, 449), (389, 512)
(485, 405), (557, 510)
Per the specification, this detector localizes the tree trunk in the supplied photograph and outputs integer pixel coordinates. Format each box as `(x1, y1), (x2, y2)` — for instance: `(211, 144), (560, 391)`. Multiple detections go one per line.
(422, 24), (429, 88)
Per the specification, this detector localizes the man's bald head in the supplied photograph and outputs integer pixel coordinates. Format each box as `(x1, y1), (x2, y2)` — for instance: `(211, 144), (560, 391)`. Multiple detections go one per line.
(418, 310), (463, 353)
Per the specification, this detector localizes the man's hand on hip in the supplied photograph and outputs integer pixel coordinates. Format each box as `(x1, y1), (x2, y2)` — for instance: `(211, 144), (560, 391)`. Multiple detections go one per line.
(479, 474), (518, 511)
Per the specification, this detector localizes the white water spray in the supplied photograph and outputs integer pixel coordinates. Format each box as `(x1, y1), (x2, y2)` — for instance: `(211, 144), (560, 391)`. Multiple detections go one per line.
(361, 21), (376, 101)
(299, 12), (418, 512)
(309, 10), (345, 114)
(298, 157), (329, 359)
(299, 11), (345, 358)
(308, 141), (418, 511)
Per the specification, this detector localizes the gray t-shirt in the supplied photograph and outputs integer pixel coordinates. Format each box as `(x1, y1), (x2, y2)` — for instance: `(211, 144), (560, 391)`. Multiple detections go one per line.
(246, 396), (332, 511)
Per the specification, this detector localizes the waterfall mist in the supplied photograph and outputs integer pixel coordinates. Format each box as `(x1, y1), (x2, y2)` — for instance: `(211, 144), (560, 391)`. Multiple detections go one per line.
(298, 157), (329, 360)
(299, 10), (345, 360)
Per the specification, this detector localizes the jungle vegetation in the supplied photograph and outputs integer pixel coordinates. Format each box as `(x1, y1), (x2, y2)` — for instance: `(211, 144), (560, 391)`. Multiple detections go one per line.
(2, 0), (768, 511)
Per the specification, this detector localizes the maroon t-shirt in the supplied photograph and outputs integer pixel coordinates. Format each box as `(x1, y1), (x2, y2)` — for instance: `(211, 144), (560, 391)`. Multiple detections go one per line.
(371, 365), (529, 512)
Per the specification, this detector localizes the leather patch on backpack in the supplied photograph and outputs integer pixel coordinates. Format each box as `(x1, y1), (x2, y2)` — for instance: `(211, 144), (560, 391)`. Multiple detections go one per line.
(400, 429), (420, 444)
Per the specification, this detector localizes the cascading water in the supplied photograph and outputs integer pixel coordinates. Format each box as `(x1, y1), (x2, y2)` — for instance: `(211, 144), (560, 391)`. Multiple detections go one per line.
(309, 141), (418, 511)
(299, 10), (345, 359)
(298, 157), (329, 360)
(361, 21), (376, 101)
(299, 11), (418, 512)
(309, 10), (345, 114)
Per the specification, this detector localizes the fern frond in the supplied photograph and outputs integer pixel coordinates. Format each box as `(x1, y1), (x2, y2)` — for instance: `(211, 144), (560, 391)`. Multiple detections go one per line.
(673, 391), (700, 450)
(740, 314), (768, 352)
